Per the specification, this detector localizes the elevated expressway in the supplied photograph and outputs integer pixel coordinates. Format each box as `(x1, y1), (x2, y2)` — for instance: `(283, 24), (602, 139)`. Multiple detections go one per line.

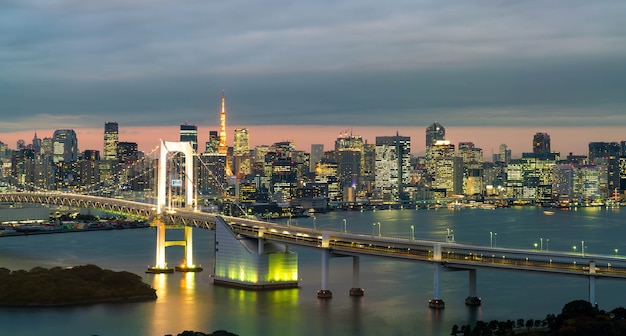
(2, 192), (625, 307)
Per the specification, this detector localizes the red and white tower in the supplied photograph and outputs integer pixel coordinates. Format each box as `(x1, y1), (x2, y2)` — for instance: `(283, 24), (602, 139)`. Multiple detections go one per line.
(218, 89), (228, 155)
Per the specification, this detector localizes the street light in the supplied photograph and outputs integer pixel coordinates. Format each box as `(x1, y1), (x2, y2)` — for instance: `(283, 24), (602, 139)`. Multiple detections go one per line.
(540, 237), (543, 251)
(534, 242), (538, 251)
(343, 218), (347, 233)
(377, 222), (381, 236)
(494, 232), (497, 248)
(573, 245), (577, 253)
(372, 223), (376, 236)
(313, 216), (316, 230)
(410, 225), (414, 240)
(615, 248), (619, 257)
(582, 240), (585, 257)
(490, 231), (493, 247)
(546, 238), (549, 251)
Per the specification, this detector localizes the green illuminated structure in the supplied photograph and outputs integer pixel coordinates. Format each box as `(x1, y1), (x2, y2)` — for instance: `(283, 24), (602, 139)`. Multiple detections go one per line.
(213, 217), (298, 289)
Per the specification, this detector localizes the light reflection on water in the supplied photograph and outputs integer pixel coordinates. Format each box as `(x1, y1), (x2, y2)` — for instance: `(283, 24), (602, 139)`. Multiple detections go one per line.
(0, 206), (624, 336)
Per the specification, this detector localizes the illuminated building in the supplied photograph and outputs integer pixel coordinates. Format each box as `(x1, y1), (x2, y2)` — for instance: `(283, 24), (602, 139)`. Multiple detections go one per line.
(117, 142), (138, 164)
(458, 142), (483, 195)
(103, 122), (119, 161)
(532, 132), (551, 154)
(552, 164), (575, 197)
(521, 152), (559, 204)
(180, 122), (198, 152)
(79, 150), (100, 189)
(197, 153), (226, 196)
(426, 121), (445, 149)
(375, 134), (411, 200)
(52, 129), (78, 163)
(574, 165), (601, 201)
(335, 133), (364, 197)
(315, 158), (340, 201)
(205, 131), (219, 154)
(588, 142), (620, 195)
(233, 128), (249, 156)
(310, 144), (324, 173)
(426, 140), (462, 197)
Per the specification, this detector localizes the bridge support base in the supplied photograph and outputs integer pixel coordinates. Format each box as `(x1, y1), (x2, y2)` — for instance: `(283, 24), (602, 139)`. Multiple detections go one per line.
(465, 296), (482, 306)
(349, 288), (364, 296)
(174, 265), (204, 272)
(317, 289), (333, 299)
(428, 299), (445, 309)
(146, 267), (174, 274)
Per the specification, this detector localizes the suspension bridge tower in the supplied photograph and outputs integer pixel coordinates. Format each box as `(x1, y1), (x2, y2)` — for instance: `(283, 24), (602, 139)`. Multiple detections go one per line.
(147, 140), (203, 273)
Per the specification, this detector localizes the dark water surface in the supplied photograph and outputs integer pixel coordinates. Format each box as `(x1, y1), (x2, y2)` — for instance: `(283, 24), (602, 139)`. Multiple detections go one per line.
(1, 206), (625, 336)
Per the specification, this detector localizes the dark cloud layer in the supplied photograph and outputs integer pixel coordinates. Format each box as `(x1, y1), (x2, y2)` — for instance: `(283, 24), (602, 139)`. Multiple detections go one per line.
(2, 1), (626, 132)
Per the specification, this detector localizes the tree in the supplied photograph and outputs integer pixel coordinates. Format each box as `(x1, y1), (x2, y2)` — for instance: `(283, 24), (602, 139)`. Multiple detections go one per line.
(451, 324), (459, 336)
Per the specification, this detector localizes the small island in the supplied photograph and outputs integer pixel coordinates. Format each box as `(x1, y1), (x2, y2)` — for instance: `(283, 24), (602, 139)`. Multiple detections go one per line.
(0, 264), (157, 306)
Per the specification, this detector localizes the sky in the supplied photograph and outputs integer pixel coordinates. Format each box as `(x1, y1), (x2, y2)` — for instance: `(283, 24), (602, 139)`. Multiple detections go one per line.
(2, 1), (626, 156)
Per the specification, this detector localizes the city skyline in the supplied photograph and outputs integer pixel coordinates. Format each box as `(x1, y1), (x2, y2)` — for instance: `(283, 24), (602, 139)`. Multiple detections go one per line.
(2, 2), (626, 136)
(1, 123), (624, 158)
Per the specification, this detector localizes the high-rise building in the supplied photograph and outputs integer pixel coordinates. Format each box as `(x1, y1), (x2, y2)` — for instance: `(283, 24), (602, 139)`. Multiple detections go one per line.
(218, 90), (228, 155)
(494, 144), (511, 163)
(52, 129), (78, 163)
(427, 140), (462, 196)
(425, 121), (445, 149)
(103, 122), (119, 161)
(335, 133), (364, 193)
(233, 128), (249, 156)
(532, 132), (551, 154)
(375, 134), (411, 200)
(205, 131), (219, 154)
(118, 142), (139, 164)
(310, 144), (324, 173)
(589, 142), (621, 195)
(180, 122), (198, 151)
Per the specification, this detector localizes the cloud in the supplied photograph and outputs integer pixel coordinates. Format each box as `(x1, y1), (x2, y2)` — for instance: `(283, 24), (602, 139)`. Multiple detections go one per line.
(1, 1), (626, 133)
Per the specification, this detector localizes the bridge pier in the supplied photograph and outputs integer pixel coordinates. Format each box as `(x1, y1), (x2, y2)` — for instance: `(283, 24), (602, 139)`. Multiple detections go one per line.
(465, 269), (481, 306)
(349, 256), (364, 296)
(429, 243), (445, 308)
(317, 250), (333, 299)
(146, 219), (203, 273)
(213, 217), (298, 289)
(589, 260), (596, 305)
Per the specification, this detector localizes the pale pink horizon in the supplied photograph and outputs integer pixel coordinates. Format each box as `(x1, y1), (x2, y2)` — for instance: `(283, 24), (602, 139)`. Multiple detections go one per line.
(1, 125), (624, 159)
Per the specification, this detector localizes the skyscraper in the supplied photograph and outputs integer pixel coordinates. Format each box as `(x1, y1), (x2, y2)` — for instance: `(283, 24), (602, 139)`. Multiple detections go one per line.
(52, 129), (78, 163)
(218, 90), (228, 155)
(104, 122), (119, 161)
(233, 128), (249, 156)
(180, 122), (198, 151)
(533, 132), (551, 154)
(375, 134), (411, 200)
(425, 121), (445, 149)
(310, 144), (324, 173)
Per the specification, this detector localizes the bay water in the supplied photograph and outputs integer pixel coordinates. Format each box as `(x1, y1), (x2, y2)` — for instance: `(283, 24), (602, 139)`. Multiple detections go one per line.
(0, 206), (624, 336)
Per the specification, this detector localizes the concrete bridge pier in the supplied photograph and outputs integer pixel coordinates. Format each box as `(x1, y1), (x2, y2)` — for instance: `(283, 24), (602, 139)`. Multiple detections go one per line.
(465, 269), (481, 306)
(349, 256), (364, 296)
(429, 243), (445, 308)
(317, 250), (333, 299)
(146, 219), (203, 273)
(589, 260), (597, 306)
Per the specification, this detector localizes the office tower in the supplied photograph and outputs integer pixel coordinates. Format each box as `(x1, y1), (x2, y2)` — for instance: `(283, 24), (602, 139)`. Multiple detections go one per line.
(205, 131), (219, 154)
(218, 90), (228, 155)
(425, 121), (445, 149)
(118, 142), (138, 164)
(104, 122), (119, 161)
(31, 132), (41, 154)
(521, 152), (559, 204)
(552, 164), (575, 197)
(79, 150), (100, 189)
(180, 122), (198, 151)
(588, 141), (620, 195)
(310, 144), (324, 173)
(52, 129), (78, 163)
(233, 128), (249, 156)
(532, 132), (551, 154)
(495, 144), (511, 164)
(375, 134), (411, 200)
(427, 140), (462, 196)
(335, 133), (364, 197)
(458, 142), (484, 195)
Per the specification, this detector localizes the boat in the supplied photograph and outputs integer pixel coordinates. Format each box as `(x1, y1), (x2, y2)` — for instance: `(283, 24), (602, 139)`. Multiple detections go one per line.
(543, 210), (555, 216)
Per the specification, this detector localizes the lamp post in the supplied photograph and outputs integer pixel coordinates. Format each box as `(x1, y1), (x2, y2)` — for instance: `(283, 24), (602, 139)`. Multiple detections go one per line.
(343, 219), (347, 233)
(573, 245), (577, 253)
(313, 216), (316, 230)
(494, 232), (497, 248)
(540, 237), (543, 251)
(582, 241), (585, 257)
(534, 243), (538, 251)
(546, 238), (549, 251)
(410, 225), (414, 241)
(615, 248), (619, 257)
(490, 231), (493, 247)
(377, 222), (381, 236)
(372, 223), (376, 237)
